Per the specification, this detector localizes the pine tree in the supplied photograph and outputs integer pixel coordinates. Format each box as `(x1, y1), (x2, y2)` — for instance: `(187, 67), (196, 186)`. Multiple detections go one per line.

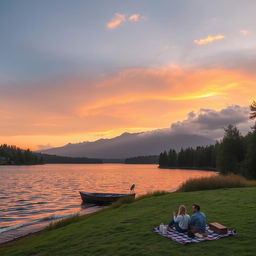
(217, 125), (245, 174)
(168, 149), (177, 167)
(250, 100), (256, 131)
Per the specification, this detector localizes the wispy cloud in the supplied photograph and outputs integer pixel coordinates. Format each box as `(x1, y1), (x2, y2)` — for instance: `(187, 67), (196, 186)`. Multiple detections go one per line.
(129, 14), (141, 22)
(194, 34), (225, 45)
(106, 13), (126, 29)
(240, 30), (250, 36)
(106, 13), (144, 29)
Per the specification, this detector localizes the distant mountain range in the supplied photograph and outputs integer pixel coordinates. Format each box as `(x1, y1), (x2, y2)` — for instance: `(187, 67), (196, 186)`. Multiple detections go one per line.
(39, 130), (214, 159)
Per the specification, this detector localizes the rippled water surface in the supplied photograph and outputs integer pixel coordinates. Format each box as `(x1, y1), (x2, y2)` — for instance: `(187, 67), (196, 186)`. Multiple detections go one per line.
(0, 164), (216, 233)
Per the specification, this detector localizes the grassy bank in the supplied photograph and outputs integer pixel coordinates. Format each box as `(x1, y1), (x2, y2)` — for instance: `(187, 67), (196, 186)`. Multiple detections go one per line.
(1, 187), (256, 256)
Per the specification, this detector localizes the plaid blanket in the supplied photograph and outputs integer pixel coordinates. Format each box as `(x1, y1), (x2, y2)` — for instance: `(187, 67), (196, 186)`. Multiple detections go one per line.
(153, 226), (236, 245)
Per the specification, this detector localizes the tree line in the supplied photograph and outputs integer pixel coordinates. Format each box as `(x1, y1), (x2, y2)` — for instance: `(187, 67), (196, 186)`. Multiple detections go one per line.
(39, 153), (103, 164)
(0, 144), (103, 165)
(0, 144), (43, 165)
(159, 145), (217, 170)
(159, 101), (256, 179)
(125, 155), (159, 164)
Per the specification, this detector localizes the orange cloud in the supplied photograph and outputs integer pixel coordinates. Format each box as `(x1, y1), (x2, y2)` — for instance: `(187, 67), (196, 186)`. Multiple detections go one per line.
(240, 30), (250, 36)
(106, 13), (125, 29)
(129, 14), (140, 22)
(194, 34), (225, 45)
(77, 67), (254, 122)
(1, 65), (255, 150)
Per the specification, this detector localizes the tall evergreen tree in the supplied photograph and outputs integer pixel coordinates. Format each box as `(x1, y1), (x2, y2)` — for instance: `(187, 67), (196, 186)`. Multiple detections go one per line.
(250, 100), (256, 131)
(217, 125), (245, 174)
(244, 131), (256, 179)
(168, 149), (177, 166)
(159, 151), (169, 167)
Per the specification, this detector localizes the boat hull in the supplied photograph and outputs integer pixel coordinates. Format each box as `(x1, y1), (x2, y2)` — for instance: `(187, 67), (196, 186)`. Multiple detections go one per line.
(79, 191), (136, 205)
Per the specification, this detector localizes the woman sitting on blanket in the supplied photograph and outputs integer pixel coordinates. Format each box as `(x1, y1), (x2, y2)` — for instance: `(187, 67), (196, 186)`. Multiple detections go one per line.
(168, 205), (190, 233)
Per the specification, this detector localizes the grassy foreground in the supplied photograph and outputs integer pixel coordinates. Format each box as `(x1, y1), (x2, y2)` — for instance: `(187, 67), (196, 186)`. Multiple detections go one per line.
(1, 187), (256, 256)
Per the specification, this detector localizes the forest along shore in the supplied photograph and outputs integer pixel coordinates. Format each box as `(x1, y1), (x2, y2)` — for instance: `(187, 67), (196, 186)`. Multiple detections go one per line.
(0, 206), (104, 245)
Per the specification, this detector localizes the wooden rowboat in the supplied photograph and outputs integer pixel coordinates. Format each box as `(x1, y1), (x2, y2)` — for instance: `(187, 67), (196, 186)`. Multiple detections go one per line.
(79, 191), (136, 205)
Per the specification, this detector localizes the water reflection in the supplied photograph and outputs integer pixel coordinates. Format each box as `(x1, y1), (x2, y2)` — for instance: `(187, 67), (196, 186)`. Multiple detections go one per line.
(0, 164), (216, 231)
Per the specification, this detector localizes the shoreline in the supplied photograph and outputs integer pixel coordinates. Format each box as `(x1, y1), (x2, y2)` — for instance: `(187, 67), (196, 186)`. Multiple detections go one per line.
(0, 189), (179, 246)
(0, 206), (104, 245)
(158, 166), (217, 172)
(0, 189), (178, 246)
(1, 187), (255, 255)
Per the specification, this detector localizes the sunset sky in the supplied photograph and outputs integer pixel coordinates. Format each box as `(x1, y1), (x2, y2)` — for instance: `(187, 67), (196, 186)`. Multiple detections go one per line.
(1, 0), (256, 150)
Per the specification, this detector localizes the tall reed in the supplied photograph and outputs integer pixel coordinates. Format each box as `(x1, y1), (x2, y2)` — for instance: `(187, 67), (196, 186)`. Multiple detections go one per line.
(177, 174), (253, 192)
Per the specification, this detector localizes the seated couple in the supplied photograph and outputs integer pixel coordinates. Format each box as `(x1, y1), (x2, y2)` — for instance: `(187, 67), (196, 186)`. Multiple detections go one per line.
(168, 204), (207, 236)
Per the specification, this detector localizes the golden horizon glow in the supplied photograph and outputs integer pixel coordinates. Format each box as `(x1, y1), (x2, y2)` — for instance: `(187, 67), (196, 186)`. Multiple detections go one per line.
(0, 127), (159, 151)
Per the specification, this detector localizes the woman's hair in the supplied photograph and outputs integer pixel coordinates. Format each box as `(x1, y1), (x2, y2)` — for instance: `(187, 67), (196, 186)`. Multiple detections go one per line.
(178, 205), (187, 215)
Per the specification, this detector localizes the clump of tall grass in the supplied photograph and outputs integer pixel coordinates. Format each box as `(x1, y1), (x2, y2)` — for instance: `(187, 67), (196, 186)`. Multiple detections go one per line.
(110, 196), (136, 208)
(111, 191), (170, 208)
(177, 174), (253, 192)
(136, 190), (170, 201)
(46, 214), (81, 231)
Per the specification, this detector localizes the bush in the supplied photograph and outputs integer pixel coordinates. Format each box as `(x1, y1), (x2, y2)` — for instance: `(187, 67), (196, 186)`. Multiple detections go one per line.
(177, 174), (253, 192)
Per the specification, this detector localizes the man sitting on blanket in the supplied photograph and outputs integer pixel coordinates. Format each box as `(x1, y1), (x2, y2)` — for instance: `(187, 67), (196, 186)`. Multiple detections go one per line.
(189, 203), (207, 237)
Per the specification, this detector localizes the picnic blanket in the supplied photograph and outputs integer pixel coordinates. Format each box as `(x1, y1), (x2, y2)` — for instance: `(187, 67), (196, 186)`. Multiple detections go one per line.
(153, 225), (236, 245)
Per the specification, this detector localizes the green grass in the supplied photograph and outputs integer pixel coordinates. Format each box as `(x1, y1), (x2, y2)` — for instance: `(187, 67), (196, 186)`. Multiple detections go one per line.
(135, 190), (170, 200)
(46, 214), (81, 231)
(1, 187), (256, 256)
(177, 174), (253, 192)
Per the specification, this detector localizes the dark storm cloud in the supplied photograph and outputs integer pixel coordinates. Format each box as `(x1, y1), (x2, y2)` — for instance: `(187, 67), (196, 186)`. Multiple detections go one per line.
(170, 105), (252, 139)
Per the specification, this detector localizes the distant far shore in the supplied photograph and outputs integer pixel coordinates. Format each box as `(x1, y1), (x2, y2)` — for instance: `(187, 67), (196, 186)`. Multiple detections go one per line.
(158, 166), (217, 172)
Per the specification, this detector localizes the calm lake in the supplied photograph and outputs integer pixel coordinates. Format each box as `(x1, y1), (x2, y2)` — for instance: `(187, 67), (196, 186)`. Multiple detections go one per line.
(0, 164), (216, 234)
